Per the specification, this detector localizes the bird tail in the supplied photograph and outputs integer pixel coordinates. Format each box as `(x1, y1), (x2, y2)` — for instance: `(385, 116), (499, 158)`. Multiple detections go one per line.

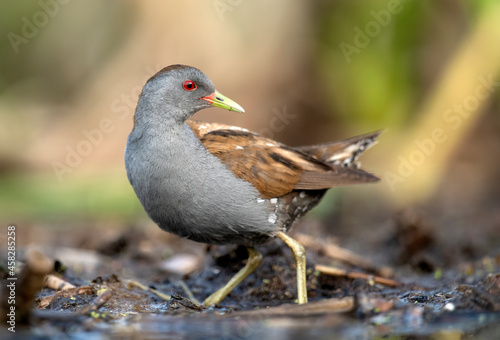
(296, 131), (383, 169)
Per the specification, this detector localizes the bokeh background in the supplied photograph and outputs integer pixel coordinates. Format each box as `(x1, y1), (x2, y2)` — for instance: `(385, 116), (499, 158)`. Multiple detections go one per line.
(1, 1), (499, 261)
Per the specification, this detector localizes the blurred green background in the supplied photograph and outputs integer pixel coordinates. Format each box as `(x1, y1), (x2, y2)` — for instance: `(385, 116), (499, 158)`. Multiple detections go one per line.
(0, 1), (499, 248)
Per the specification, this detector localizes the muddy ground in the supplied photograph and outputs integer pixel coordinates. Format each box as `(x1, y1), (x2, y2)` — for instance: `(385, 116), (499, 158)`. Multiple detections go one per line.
(1, 203), (499, 339)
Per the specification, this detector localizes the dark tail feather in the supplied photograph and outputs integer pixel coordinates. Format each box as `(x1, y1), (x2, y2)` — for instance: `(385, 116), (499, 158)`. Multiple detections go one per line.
(296, 131), (383, 168)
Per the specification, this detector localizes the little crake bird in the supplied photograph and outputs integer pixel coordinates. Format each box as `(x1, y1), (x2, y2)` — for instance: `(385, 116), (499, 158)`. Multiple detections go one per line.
(125, 65), (380, 306)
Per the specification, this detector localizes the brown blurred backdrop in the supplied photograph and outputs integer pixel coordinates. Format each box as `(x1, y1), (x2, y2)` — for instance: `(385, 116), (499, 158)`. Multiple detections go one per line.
(0, 1), (499, 255)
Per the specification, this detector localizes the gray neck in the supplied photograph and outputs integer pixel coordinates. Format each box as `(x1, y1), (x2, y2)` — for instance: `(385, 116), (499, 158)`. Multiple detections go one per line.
(133, 93), (189, 131)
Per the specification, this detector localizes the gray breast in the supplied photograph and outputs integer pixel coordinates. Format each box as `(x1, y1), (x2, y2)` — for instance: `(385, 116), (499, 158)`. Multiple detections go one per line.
(125, 123), (279, 246)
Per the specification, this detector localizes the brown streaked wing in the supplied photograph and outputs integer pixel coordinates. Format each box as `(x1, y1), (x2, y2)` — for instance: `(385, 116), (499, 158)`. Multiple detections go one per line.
(191, 122), (380, 198)
(186, 120), (251, 139)
(199, 129), (308, 198)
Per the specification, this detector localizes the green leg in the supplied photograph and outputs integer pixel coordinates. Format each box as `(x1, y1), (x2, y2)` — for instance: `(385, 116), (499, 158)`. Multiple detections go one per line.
(203, 247), (262, 306)
(276, 232), (308, 304)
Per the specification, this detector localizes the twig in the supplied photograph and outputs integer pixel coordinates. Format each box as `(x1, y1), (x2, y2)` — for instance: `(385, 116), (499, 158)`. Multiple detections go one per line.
(170, 294), (204, 311)
(315, 264), (401, 287)
(38, 286), (94, 309)
(230, 297), (354, 317)
(79, 289), (113, 316)
(295, 233), (394, 277)
(125, 279), (172, 301)
(177, 280), (201, 305)
(44, 274), (75, 291)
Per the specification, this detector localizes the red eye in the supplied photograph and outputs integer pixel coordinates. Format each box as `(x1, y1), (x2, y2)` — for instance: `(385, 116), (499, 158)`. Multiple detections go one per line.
(183, 80), (197, 91)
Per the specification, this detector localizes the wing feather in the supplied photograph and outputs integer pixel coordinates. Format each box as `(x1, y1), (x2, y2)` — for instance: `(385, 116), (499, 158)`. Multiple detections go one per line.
(187, 120), (379, 199)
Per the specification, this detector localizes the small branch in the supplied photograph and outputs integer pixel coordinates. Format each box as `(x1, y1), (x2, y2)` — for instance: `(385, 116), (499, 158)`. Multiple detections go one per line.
(295, 233), (394, 277)
(230, 297), (354, 317)
(170, 294), (204, 311)
(177, 280), (201, 305)
(79, 289), (113, 316)
(37, 286), (94, 309)
(125, 280), (172, 301)
(44, 275), (75, 291)
(315, 264), (401, 287)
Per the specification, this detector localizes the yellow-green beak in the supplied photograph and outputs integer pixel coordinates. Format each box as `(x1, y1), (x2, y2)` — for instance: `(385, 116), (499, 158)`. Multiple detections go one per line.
(200, 90), (245, 113)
